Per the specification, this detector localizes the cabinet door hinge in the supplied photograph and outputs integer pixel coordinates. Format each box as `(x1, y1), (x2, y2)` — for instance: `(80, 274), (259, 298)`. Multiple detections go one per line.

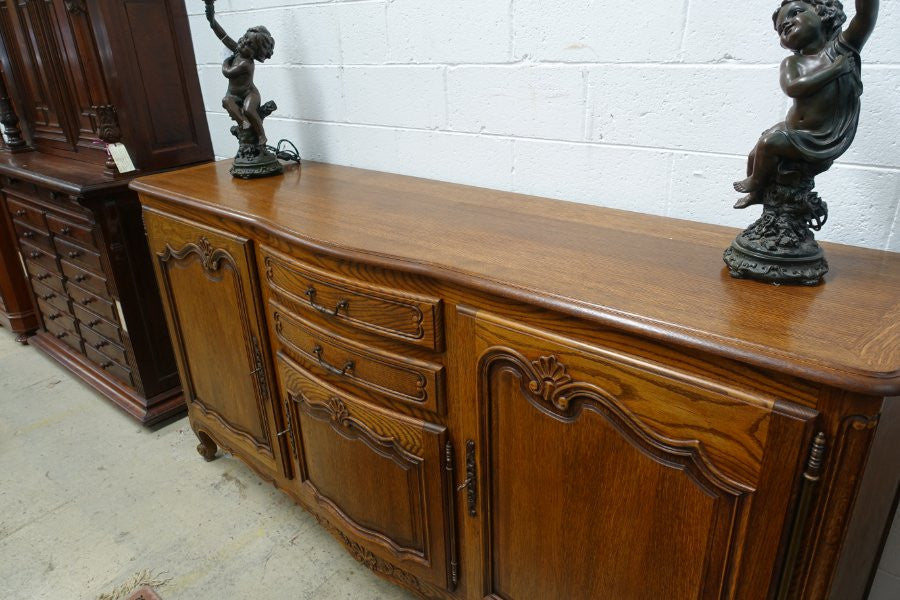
(777, 431), (827, 600)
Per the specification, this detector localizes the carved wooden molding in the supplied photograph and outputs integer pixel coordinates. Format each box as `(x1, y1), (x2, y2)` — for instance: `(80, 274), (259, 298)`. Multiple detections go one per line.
(64, 0), (86, 16)
(479, 347), (751, 496)
(155, 236), (273, 453)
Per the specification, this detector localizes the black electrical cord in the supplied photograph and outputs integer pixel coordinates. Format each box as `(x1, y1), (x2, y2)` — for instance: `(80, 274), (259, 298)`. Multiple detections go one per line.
(266, 139), (301, 163)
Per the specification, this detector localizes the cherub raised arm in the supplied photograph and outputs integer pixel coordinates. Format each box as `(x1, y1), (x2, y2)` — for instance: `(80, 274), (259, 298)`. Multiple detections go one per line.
(732, 0), (878, 208)
(204, 0), (275, 146)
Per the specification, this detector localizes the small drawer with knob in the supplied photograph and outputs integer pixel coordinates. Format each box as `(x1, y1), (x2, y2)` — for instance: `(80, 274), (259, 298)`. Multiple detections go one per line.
(61, 258), (109, 297)
(13, 219), (54, 253)
(37, 298), (77, 335)
(25, 260), (65, 295)
(54, 236), (103, 275)
(46, 214), (96, 250)
(85, 345), (133, 387)
(72, 303), (122, 343)
(6, 197), (47, 232)
(44, 317), (83, 354)
(261, 246), (443, 351)
(66, 280), (117, 323)
(32, 278), (70, 315)
(19, 240), (59, 274)
(80, 325), (129, 368)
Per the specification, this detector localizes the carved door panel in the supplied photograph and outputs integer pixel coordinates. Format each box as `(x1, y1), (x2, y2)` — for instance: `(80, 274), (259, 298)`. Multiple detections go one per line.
(277, 353), (458, 596)
(469, 312), (821, 600)
(142, 208), (284, 479)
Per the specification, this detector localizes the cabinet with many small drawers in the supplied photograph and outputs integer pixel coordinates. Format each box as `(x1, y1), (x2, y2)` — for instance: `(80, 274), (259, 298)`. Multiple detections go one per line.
(0, 154), (184, 424)
(135, 161), (900, 600)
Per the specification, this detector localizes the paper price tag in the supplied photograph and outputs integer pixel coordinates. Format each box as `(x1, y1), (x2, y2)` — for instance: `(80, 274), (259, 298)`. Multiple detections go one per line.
(108, 143), (137, 174)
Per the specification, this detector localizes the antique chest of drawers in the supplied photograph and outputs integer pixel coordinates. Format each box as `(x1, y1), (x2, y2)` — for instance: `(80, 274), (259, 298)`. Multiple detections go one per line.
(0, 153), (184, 423)
(134, 160), (900, 600)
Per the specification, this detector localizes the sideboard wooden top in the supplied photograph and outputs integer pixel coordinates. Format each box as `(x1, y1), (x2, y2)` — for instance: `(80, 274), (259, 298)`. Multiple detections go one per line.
(132, 161), (900, 396)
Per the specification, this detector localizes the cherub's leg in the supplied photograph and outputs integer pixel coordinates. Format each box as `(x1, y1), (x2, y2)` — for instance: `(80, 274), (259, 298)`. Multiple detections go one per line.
(733, 131), (797, 208)
(243, 90), (266, 146)
(222, 96), (248, 129)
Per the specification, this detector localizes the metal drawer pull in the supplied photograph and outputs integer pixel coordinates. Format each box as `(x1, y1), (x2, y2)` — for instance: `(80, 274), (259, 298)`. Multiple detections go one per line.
(75, 274), (88, 282)
(94, 341), (108, 349)
(312, 345), (354, 377)
(40, 293), (55, 300)
(14, 209), (26, 217)
(88, 319), (101, 327)
(80, 297), (94, 305)
(68, 251), (81, 259)
(22, 231), (34, 238)
(100, 361), (113, 369)
(55, 331), (67, 339)
(60, 226), (71, 235)
(305, 286), (349, 316)
(46, 313), (61, 320)
(29, 251), (40, 259)
(36, 273), (51, 281)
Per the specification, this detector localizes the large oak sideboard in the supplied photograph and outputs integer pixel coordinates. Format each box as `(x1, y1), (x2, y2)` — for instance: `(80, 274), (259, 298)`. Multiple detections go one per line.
(133, 160), (899, 600)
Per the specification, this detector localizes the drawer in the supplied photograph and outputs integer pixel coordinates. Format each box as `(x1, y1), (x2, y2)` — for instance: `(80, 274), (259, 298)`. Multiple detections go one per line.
(80, 325), (129, 367)
(271, 302), (444, 414)
(31, 279), (69, 314)
(5, 196), (47, 232)
(45, 317), (82, 354)
(2, 175), (38, 198)
(26, 261), (65, 295)
(54, 237), (103, 275)
(38, 299), (77, 334)
(261, 248), (443, 351)
(61, 259), (108, 297)
(66, 281), (117, 323)
(85, 345), (133, 387)
(19, 240), (59, 274)
(13, 220), (54, 253)
(73, 303), (122, 343)
(46, 214), (96, 250)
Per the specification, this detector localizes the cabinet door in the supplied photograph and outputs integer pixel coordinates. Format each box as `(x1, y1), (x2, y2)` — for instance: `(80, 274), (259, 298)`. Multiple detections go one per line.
(277, 353), (458, 596)
(470, 312), (820, 600)
(143, 208), (284, 480)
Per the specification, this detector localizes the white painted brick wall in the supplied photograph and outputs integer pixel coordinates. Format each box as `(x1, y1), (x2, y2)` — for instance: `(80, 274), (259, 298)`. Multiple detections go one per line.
(186, 0), (900, 252)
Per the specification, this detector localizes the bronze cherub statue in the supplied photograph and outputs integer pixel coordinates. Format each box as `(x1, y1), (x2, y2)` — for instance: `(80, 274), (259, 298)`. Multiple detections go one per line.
(724, 0), (879, 285)
(204, 0), (283, 179)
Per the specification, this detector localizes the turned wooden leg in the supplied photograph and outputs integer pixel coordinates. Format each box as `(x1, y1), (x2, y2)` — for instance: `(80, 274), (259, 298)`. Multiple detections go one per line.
(195, 429), (218, 462)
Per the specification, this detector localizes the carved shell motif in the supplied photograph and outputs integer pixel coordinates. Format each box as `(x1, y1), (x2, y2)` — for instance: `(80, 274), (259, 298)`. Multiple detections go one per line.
(528, 355), (573, 411)
(327, 397), (351, 427)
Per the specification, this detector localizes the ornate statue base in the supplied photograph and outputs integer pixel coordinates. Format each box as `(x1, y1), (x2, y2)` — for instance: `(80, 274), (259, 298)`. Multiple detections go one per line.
(229, 100), (283, 180)
(724, 182), (829, 286)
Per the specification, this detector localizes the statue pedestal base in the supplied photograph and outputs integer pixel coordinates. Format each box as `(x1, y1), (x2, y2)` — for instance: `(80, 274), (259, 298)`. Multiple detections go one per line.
(724, 183), (829, 286)
(230, 145), (283, 179)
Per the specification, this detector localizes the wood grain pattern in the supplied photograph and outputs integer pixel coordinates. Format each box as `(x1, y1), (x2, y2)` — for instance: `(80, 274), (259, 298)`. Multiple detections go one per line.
(133, 161), (900, 396)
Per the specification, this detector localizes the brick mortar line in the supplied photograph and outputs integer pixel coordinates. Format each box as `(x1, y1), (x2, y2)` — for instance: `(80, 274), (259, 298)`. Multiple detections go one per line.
(204, 110), (900, 173)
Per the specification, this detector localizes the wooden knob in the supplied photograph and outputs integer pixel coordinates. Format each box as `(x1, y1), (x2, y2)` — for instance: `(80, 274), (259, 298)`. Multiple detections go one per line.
(22, 231), (33, 238)
(14, 209), (26, 217)
(81, 297), (94, 305)
(37, 273), (51, 281)
(55, 331), (67, 339)
(46, 313), (60, 321)
(60, 226), (71, 235)
(88, 319), (100, 327)
(94, 341), (108, 349)
(68, 251), (81, 258)
(75, 274), (88, 282)
(29, 251), (40, 259)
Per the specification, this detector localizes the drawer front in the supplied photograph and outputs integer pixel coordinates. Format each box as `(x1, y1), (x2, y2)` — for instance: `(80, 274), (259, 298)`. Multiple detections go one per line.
(55, 237), (103, 275)
(61, 259), (108, 297)
(81, 325), (129, 367)
(5, 196), (47, 232)
(271, 302), (444, 414)
(31, 279), (69, 315)
(13, 220), (54, 253)
(278, 353), (456, 592)
(72, 303), (122, 344)
(45, 317), (82, 354)
(262, 247), (442, 351)
(66, 281), (116, 323)
(26, 261), (65, 295)
(46, 214), (96, 250)
(85, 345), (133, 387)
(19, 240), (59, 274)
(37, 298), (75, 332)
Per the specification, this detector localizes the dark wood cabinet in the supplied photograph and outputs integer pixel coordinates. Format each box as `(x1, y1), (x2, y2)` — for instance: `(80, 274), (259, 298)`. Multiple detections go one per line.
(0, 0), (212, 423)
(0, 192), (37, 340)
(134, 160), (900, 599)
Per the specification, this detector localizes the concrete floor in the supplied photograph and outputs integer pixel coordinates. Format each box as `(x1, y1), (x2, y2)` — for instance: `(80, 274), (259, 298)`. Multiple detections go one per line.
(0, 330), (898, 600)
